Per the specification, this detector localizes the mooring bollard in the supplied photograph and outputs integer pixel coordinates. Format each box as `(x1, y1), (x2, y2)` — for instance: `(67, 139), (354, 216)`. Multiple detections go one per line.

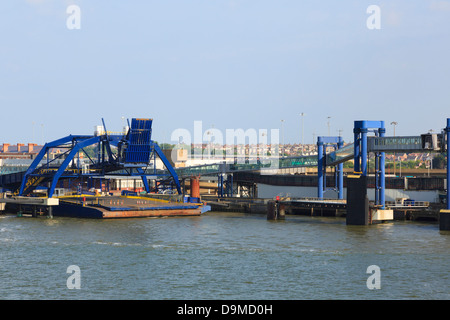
(278, 203), (286, 220)
(267, 198), (285, 220)
(267, 200), (277, 220)
(440, 210), (450, 231)
(47, 206), (53, 219)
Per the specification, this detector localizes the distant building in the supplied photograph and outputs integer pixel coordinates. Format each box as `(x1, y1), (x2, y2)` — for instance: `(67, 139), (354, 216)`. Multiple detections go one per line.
(0, 143), (68, 175)
(0, 143), (67, 160)
(1, 143), (41, 159)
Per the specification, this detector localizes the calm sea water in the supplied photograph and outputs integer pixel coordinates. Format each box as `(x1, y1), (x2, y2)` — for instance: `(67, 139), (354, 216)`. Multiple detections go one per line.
(0, 211), (449, 300)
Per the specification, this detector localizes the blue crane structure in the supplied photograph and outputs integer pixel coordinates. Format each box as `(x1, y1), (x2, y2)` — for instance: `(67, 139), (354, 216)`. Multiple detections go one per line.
(17, 118), (182, 198)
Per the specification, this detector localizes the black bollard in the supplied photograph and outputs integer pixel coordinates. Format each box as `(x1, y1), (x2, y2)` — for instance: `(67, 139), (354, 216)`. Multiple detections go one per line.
(439, 210), (450, 231)
(267, 201), (277, 220)
(278, 203), (286, 220)
(17, 204), (22, 217)
(47, 206), (53, 219)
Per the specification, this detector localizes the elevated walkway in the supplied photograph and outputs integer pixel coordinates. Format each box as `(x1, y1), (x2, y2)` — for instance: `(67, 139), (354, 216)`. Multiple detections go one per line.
(174, 135), (433, 178)
(174, 143), (354, 178)
(367, 136), (424, 153)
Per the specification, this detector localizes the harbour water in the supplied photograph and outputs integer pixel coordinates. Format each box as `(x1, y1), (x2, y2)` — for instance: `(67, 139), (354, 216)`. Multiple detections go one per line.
(0, 211), (449, 300)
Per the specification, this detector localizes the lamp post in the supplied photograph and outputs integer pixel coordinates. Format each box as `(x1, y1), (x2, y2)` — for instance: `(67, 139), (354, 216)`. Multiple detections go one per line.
(327, 116), (331, 136)
(427, 156), (433, 177)
(300, 113), (305, 155)
(41, 124), (44, 145)
(32, 121), (35, 143)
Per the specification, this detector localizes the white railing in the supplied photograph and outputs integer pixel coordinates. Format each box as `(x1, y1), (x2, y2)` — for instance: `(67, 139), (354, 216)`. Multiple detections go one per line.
(386, 200), (430, 208)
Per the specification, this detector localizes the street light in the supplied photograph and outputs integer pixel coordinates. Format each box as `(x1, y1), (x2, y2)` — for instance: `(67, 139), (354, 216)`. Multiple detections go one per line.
(427, 156), (433, 177)
(32, 121), (35, 143)
(390, 121), (398, 134)
(260, 131), (267, 160)
(41, 124), (44, 145)
(327, 116), (331, 136)
(391, 121), (398, 176)
(300, 113), (305, 155)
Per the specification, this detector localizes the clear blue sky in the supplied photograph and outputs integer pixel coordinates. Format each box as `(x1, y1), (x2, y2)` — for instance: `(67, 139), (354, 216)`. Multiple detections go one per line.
(1, 1), (450, 145)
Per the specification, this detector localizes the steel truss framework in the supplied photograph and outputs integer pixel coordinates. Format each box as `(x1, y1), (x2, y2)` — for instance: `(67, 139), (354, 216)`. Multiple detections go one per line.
(18, 118), (181, 197)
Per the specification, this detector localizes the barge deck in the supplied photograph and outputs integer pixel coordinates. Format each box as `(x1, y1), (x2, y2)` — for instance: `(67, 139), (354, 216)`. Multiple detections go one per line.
(1, 195), (210, 219)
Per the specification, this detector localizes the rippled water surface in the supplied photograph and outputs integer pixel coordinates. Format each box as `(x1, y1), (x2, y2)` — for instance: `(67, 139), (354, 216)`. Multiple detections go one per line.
(0, 212), (449, 299)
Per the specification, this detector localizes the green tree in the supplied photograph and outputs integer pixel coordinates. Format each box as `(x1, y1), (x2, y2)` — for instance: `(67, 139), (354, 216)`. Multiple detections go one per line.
(432, 154), (446, 169)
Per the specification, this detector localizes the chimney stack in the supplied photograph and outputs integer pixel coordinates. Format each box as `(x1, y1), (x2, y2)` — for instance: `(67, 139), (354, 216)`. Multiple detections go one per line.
(2, 143), (9, 153)
(28, 143), (36, 153)
(17, 143), (24, 152)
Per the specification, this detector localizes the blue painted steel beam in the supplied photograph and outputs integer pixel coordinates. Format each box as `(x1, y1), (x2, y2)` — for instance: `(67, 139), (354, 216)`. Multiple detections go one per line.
(317, 137), (324, 199)
(317, 136), (344, 199)
(353, 120), (386, 208)
(337, 137), (344, 200)
(136, 167), (150, 193)
(447, 118), (450, 210)
(320, 137), (342, 144)
(361, 128), (368, 176)
(227, 174), (233, 197)
(354, 120), (385, 130)
(47, 136), (102, 197)
(353, 130), (360, 173)
(152, 143), (182, 194)
(19, 135), (90, 195)
(379, 127), (386, 208)
(218, 174), (224, 198)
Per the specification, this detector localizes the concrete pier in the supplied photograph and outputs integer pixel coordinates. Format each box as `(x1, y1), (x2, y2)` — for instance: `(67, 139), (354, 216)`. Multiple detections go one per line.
(346, 174), (369, 225)
(0, 196), (59, 218)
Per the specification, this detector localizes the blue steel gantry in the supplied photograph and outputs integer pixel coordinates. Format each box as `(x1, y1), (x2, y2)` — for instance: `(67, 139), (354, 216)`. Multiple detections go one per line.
(445, 118), (450, 210)
(353, 120), (386, 209)
(18, 118), (182, 197)
(317, 136), (344, 200)
(440, 118), (450, 230)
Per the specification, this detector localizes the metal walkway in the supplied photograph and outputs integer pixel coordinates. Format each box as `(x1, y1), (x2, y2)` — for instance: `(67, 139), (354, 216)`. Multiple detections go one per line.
(174, 142), (354, 177)
(367, 136), (424, 153)
(173, 135), (435, 178)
